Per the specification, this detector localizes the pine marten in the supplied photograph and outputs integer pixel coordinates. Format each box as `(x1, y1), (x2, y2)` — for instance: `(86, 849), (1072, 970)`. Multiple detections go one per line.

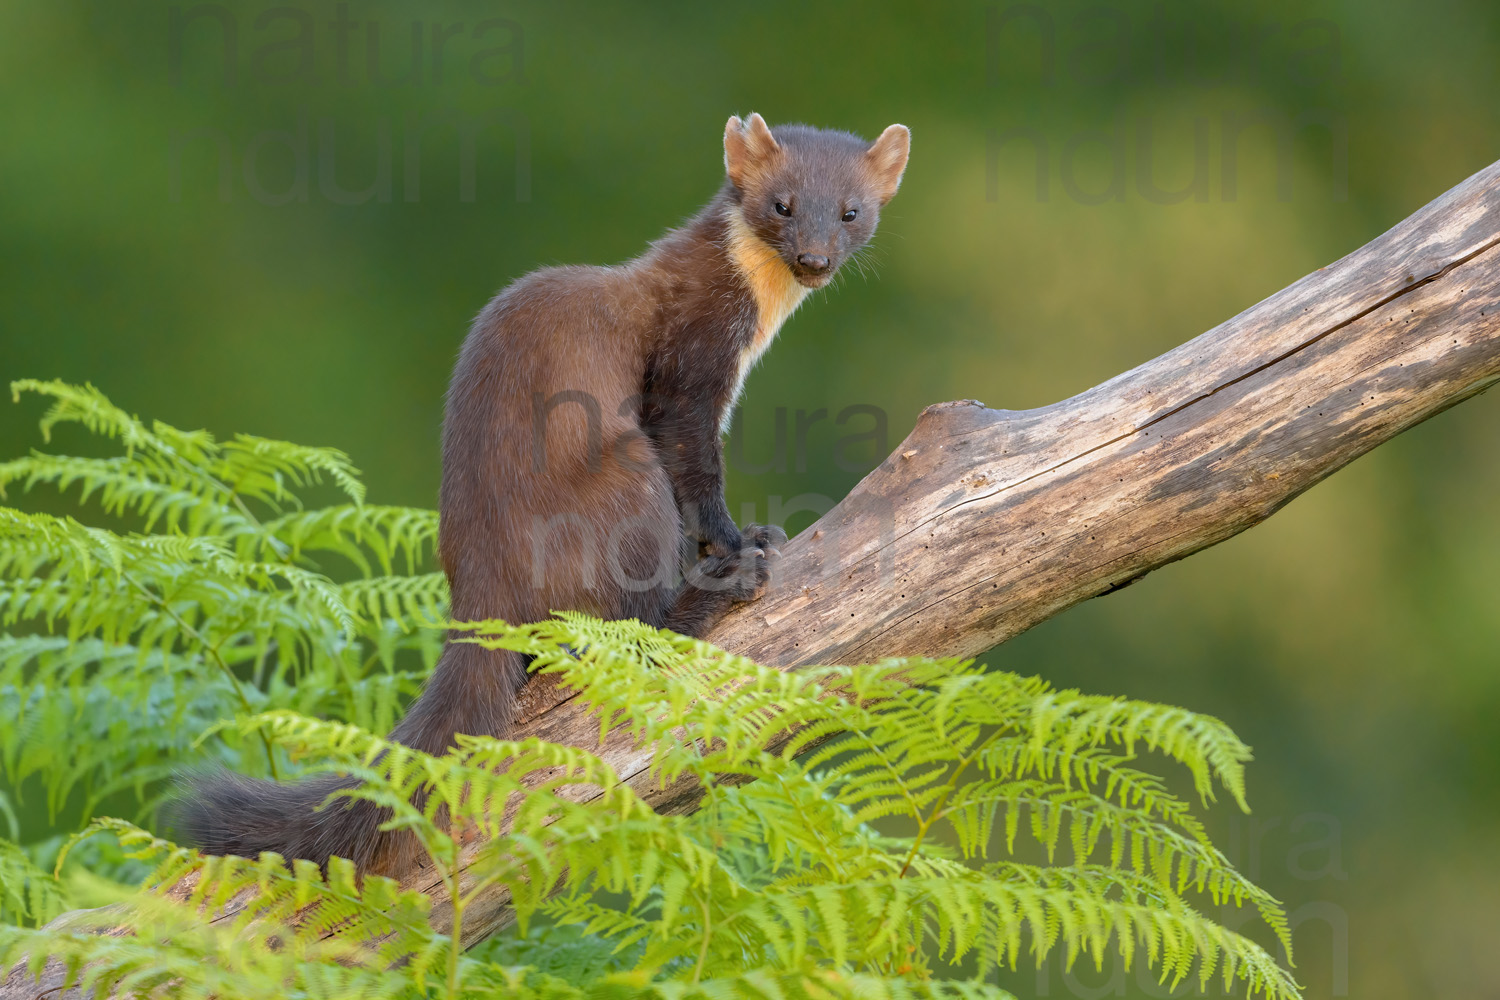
(178, 113), (911, 874)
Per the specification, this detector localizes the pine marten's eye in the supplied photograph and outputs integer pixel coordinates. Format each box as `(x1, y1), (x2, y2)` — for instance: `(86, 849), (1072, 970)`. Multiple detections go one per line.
(842, 209), (858, 222)
(774, 202), (792, 217)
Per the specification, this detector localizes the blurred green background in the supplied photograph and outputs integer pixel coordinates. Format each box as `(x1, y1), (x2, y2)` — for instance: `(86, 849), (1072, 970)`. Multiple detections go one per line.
(2, 1), (1498, 996)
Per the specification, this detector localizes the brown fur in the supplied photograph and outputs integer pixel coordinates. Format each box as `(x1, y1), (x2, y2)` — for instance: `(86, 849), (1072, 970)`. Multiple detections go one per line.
(176, 113), (911, 873)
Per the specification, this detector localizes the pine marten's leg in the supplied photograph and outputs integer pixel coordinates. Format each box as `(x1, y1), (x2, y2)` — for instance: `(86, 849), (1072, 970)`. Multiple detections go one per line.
(641, 354), (752, 562)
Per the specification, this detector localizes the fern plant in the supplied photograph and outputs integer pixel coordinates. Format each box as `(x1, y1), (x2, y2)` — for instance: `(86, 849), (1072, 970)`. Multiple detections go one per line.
(0, 382), (1300, 1000)
(0, 379), (444, 828)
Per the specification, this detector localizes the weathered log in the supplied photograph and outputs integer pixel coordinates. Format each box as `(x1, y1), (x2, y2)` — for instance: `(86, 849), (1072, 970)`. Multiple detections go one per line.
(444, 154), (1500, 944)
(7, 157), (1500, 997)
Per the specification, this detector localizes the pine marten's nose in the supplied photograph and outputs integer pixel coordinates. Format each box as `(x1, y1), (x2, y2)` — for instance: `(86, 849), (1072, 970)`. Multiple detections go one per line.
(796, 253), (831, 273)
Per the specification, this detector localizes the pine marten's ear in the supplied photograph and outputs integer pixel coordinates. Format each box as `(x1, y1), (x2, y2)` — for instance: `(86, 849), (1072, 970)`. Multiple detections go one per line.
(724, 112), (782, 190)
(865, 124), (911, 204)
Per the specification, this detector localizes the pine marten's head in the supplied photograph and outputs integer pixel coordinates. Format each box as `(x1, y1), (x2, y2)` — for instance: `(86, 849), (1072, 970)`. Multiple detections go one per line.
(723, 113), (910, 290)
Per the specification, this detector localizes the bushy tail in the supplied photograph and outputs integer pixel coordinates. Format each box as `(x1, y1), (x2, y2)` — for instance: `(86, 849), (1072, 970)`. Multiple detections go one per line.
(173, 770), (404, 873)
(174, 642), (529, 873)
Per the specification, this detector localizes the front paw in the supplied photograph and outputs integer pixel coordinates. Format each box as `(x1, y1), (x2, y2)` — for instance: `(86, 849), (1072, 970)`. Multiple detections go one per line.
(721, 524), (785, 599)
(686, 537), (779, 602)
(723, 543), (775, 601)
(742, 523), (787, 554)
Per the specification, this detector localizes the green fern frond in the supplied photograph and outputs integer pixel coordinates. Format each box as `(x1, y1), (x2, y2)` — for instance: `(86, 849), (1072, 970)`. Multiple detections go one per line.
(0, 893), (423, 1000)
(9, 380), (365, 515)
(0, 837), (65, 927)
(232, 711), (721, 921)
(460, 615), (1293, 992)
(0, 452), (240, 537)
(1, 382), (446, 811)
(340, 572), (449, 632)
(256, 505), (438, 575)
(220, 434), (366, 507)
(66, 817), (444, 974)
(463, 616), (1252, 816)
(0, 635), (244, 819)
(10, 379), (204, 458)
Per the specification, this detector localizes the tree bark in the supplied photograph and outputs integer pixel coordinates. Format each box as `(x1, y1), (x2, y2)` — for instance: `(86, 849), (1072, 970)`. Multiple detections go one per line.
(7, 157), (1500, 996)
